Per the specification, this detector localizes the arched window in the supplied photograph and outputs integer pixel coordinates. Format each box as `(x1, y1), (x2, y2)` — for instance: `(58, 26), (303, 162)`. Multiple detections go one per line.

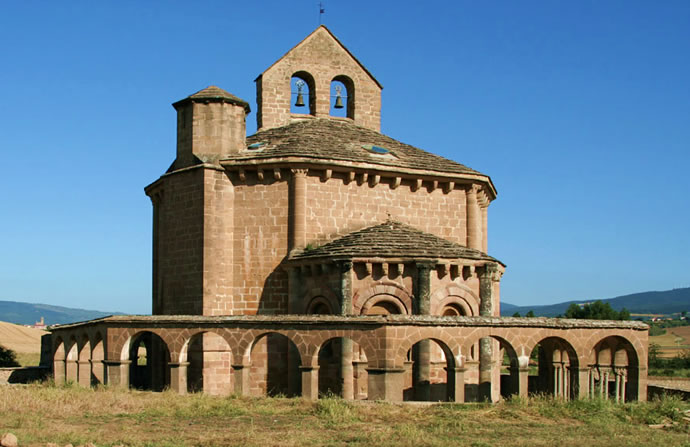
(330, 75), (354, 119)
(290, 71), (316, 115)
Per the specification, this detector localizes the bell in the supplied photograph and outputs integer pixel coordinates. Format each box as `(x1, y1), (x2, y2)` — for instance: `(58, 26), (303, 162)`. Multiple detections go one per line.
(295, 92), (305, 107)
(334, 94), (344, 109)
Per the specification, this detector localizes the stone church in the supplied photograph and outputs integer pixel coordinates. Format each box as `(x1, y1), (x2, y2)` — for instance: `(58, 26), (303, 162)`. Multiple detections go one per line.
(50, 26), (648, 402)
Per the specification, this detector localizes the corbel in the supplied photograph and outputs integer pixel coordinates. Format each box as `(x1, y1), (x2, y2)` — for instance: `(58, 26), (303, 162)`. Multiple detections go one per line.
(347, 171), (356, 184)
(413, 178), (422, 192)
(257, 168), (264, 181)
(444, 181), (455, 194)
(273, 168), (282, 180)
(430, 180), (438, 192)
(392, 177), (401, 189)
(238, 169), (246, 182)
(370, 174), (380, 187)
(322, 169), (332, 182)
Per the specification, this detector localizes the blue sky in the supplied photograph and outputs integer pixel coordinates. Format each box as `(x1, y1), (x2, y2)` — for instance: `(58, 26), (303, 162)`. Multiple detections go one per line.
(1, 1), (688, 314)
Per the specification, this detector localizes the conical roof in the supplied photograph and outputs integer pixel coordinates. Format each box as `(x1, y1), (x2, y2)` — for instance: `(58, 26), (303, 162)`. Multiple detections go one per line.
(172, 86), (250, 113)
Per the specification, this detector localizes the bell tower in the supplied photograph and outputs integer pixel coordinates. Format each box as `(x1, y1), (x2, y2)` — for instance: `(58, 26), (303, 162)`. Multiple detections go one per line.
(255, 26), (383, 132)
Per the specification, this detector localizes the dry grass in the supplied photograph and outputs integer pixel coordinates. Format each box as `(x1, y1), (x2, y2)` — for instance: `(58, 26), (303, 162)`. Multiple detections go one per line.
(650, 327), (690, 359)
(1, 384), (689, 447)
(0, 321), (45, 354)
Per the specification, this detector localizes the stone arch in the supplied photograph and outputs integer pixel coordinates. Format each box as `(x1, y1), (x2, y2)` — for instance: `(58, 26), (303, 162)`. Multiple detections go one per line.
(65, 336), (79, 383)
(527, 336), (579, 399)
(125, 331), (171, 391)
(315, 335), (369, 399)
(303, 287), (340, 314)
(248, 331), (302, 397)
(353, 283), (412, 315)
(91, 332), (105, 385)
(291, 71), (316, 115)
(590, 335), (640, 402)
(330, 75), (355, 119)
(76, 333), (91, 387)
(53, 336), (66, 384)
(430, 284), (479, 316)
(400, 337), (459, 402)
(181, 331), (233, 395)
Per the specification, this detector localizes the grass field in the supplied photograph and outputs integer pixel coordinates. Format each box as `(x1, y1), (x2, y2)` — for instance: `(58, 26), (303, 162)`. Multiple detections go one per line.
(1, 384), (689, 447)
(650, 325), (690, 359)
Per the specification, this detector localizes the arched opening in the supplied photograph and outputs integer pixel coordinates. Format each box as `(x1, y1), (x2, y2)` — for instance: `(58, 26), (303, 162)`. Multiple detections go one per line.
(317, 337), (368, 400)
(590, 336), (639, 402)
(528, 337), (578, 399)
(91, 333), (105, 386)
(184, 332), (233, 395)
(249, 332), (301, 397)
(306, 296), (334, 315)
(77, 334), (91, 387)
(496, 338), (520, 400)
(361, 295), (408, 316)
(441, 303), (468, 316)
(329, 75), (354, 119)
(65, 337), (78, 383)
(404, 338), (456, 402)
(53, 337), (66, 384)
(127, 331), (170, 391)
(290, 71), (316, 115)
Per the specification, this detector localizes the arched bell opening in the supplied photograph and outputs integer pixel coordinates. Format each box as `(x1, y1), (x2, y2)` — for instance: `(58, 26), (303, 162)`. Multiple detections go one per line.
(249, 332), (302, 397)
(183, 332), (233, 396)
(317, 337), (368, 400)
(290, 71), (316, 115)
(127, 331), (170, 391)
(528, 337), (578, 399)
(329, 75), (354, 119)
(360, 294), (408, 316)
(403, 338), (456, 402)
(590, 336), (639, 402)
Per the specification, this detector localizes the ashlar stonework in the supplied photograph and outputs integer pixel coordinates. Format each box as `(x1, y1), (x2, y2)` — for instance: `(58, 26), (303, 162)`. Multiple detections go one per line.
(50, 26), (648, 403)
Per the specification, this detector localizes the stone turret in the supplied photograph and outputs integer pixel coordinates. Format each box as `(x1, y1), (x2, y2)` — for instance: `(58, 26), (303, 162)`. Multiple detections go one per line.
(172, 86), (250, 168)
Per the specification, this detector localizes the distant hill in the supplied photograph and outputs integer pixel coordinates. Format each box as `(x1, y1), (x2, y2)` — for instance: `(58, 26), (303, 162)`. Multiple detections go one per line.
(501, 287), (690, 317)
(0, 300), (126, 326)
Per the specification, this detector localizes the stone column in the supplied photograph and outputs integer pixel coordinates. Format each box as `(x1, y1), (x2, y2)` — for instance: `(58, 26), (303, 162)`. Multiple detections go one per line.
(449, 367), (466, 403)
(300, 366), (320, 401)
(232, 364), (250, 396)
(90, 359), (105, 385)
(169, 362), (189, 394)
(53, 359), (66, 384)
(77, 360), (91, 387)
(104, 360), (130, 388)
(518, 367), (530, 398)
(481, 204), (488, 253)
(339, 261), (353, 314)
(290, 169), (308, 252)
(367, 368), (404, 402)
(466, 184), (481, 250)
(414, 262), (434, 401)
(478, 263), (498, 401)
(337, 260), (355, 398)
(66, 359), (78, 383)
(353, 360), (368, 400)
(576, 367), (590, 399)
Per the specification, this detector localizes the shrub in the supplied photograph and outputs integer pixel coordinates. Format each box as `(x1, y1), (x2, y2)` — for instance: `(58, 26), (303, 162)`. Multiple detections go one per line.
(0, 345), (20, 367)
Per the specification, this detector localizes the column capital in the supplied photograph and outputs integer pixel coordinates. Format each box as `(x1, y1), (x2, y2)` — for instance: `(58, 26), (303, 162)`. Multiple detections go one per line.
(479, 262), (502, 281)
(339, 260), (353, 272)
(291, 168), (309, 177)
(415, 260), (436, 271)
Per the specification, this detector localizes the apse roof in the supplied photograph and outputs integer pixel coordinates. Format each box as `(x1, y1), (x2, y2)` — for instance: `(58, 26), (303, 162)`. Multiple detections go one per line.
(289, 220), (500, 263)
(227, 118), (484, 177)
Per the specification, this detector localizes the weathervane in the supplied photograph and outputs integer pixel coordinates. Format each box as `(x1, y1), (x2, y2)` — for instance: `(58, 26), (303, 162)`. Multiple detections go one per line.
(319, 2), (325, 25)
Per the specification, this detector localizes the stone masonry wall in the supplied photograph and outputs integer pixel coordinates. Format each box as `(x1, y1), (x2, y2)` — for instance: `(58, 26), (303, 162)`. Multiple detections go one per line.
(304, 173), (467, 247)
(154, 168), (205, 315)
(231, 173), (290, 314)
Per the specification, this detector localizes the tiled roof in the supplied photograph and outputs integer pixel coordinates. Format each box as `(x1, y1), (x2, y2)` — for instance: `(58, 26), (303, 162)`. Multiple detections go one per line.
(173, 86), (250, 113)
(290, 220), (499, 263)
(229, 118), (483, 177)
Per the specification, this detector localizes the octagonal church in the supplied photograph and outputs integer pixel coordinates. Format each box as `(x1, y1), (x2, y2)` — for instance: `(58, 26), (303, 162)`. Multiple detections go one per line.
(50, 26), (648, 402)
